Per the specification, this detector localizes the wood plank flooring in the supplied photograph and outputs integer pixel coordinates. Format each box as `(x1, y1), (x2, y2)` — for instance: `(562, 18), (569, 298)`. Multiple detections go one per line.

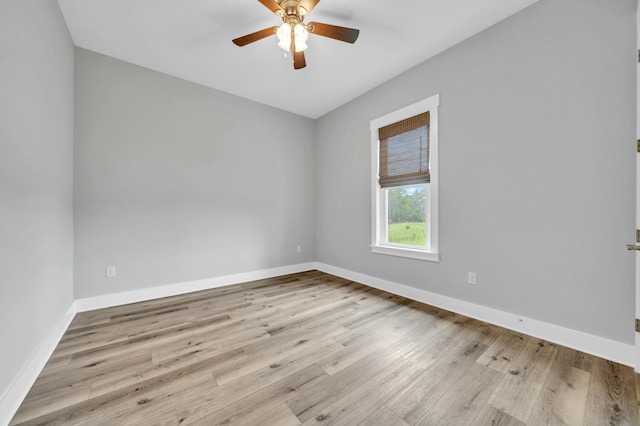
(10, 271), (640, 425)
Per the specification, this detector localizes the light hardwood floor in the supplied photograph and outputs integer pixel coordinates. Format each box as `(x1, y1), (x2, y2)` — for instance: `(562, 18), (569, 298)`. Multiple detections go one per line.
(10, 271), (640, 425)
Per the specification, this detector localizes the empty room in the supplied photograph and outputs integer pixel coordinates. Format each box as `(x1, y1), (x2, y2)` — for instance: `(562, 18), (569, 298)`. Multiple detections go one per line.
(1, 0), (639, 424)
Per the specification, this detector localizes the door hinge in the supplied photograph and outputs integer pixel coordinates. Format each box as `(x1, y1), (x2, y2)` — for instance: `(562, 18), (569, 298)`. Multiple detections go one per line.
(638, 49), (640, 62)
(637, 139), (640, 153)
(636, 319), (640, 333)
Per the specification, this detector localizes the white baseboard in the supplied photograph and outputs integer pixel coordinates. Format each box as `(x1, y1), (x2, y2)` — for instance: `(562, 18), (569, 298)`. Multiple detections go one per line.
(75, 262), (317, 312)
(315, 262), (635, 368)
(0, 302), (77, 426)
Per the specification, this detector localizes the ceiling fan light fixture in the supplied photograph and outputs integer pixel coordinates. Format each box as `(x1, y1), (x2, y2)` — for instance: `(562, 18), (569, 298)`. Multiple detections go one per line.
(293, 23), (309, 51)
(276, 23), (292, 51)
(276, 23), (309, 52)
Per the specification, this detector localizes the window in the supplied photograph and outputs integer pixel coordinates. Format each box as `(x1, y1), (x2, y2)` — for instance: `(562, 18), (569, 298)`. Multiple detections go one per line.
(370, 94), (439, 261)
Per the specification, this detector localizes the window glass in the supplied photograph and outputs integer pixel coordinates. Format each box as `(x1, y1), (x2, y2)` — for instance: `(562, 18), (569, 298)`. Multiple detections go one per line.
(386, 184), (426, 247)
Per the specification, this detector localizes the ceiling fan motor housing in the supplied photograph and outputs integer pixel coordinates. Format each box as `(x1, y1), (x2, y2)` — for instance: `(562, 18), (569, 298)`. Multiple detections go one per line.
(277, 0), (308, 18)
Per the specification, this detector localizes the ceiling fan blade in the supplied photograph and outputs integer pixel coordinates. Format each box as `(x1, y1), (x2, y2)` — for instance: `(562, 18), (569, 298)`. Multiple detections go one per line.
(258, 0), (285, 16)
(290, 29), (306, 69)
(298, 0), (320, 16)
(232, 26), (278, 46)
(293, 50), (306, 69)
(308, 22), (359, 44)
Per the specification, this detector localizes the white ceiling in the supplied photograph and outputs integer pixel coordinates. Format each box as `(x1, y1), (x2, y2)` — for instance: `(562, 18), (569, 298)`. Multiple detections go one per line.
(57, 0), (539, 119)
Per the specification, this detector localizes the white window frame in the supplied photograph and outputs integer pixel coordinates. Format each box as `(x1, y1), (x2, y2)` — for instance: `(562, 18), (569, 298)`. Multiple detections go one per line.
(370, 94), (440, 262)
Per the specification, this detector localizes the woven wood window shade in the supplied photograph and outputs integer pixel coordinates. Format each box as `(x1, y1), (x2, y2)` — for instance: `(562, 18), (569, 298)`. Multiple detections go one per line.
(378, 112), (430, 188)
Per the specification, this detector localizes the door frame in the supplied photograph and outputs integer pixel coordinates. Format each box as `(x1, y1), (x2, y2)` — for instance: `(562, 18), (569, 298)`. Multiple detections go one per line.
(635, 6), (640, 373)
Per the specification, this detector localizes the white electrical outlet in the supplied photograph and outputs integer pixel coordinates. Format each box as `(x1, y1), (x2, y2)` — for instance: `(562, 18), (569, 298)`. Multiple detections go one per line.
(467, 272), (477, 285)
(106, 266), (116, 278)
(297, 246), (302, 253)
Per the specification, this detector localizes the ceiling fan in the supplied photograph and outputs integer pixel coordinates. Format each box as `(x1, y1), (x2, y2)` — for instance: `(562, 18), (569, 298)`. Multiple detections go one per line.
(232, 0), (360, 70)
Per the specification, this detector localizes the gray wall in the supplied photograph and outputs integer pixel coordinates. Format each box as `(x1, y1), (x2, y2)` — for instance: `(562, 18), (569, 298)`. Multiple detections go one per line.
(74, 49), (316, 298)
(315, 0), (636, 344)
(0, 0), (74, 396)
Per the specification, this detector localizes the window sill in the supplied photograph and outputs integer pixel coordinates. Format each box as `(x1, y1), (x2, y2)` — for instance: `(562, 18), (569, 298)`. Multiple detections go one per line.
(370, 245), (440, 262)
